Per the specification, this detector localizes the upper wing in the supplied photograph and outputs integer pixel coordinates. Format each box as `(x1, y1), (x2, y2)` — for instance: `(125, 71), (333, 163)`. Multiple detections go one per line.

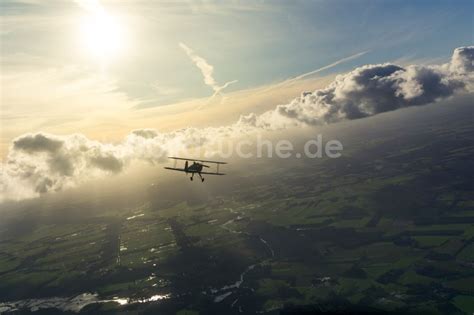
(168, 156), (227, 164)
(168, 157), (191, 161)
(164, 167), (187, 172)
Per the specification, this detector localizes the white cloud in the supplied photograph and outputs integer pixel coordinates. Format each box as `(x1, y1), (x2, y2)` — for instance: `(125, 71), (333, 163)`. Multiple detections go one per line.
(450, 46), (474, 75)
(254, 46), (473, 128)
(1, 46), (473, 202)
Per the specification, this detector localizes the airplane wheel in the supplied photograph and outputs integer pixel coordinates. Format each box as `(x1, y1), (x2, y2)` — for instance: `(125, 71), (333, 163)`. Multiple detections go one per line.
(190, 177), (193, 181)
(201, 178), (205, 182)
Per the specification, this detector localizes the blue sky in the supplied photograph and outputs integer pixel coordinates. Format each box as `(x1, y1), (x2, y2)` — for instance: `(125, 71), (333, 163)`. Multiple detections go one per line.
(0, 0), (472, 155)
(121, 0), (474, 103)
(1, 0), (472, 105)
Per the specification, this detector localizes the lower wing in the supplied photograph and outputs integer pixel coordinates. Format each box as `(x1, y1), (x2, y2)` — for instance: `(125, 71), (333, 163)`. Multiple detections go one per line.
(199, 171), (226, 176)
(164, 167), (225, 175)
(164, 167), (189, 173)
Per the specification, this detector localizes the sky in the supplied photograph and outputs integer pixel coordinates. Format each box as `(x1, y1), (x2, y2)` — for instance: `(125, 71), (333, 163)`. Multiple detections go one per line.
(0, 0), (473, 201)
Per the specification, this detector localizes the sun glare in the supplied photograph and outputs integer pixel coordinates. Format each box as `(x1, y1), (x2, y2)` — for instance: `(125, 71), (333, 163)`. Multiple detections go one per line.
(80, 11), (125, 63)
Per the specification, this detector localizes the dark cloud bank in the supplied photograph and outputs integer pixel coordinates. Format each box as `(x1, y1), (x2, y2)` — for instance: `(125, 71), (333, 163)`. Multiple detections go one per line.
(1, 46), (473, 201)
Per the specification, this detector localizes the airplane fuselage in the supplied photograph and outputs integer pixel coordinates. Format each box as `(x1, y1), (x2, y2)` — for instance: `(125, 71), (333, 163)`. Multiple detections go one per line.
(185, 162), (204, 173)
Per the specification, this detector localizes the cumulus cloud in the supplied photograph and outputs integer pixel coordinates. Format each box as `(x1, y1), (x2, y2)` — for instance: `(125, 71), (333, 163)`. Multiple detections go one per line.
(2, 133), (126, 197)
(179, 42), (238, 97)
(450, 46), (474, 74)
(1, 46), (473, 202)
(13, 134), (64, 153)
(248, 46), (473, 128)
(0, 127), (237, 201)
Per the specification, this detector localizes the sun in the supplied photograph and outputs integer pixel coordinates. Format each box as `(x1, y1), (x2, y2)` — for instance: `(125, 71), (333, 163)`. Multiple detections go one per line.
(80, 11), (125, 63)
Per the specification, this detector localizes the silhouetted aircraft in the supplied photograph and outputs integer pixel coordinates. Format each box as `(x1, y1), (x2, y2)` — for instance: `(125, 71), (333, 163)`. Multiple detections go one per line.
(164, 157), (226, 182)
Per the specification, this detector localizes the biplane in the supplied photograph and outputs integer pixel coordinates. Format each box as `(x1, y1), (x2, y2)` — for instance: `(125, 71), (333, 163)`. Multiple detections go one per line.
(164, 157), (227, 182)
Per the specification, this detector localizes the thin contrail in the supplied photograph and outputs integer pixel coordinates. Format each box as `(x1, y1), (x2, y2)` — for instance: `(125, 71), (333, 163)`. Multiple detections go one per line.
(262, 50), (369, 92)
(179, 42), (237, 96)
(210, 80), (238, 98)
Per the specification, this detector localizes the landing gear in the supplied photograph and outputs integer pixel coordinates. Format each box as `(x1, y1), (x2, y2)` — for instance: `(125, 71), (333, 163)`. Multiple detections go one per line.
(189, 173), (204, 182)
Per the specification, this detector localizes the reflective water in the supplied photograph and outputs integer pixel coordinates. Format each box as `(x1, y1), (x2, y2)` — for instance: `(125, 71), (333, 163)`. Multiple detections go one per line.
(0, 293), (170, 313)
